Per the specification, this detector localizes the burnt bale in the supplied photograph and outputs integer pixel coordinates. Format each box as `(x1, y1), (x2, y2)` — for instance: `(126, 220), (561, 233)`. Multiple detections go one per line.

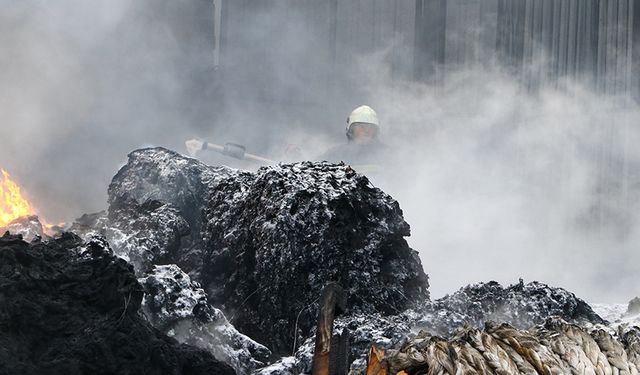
(108, 147), (430, 354)
(0, 232), (235, 375)
(108, 147), (250, 246)
(202, 162), (429, 354)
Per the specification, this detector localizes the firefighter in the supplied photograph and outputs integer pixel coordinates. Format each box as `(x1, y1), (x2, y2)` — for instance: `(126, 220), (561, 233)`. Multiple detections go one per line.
(317, 105), (388, 167)
(345, 105), (380, 145)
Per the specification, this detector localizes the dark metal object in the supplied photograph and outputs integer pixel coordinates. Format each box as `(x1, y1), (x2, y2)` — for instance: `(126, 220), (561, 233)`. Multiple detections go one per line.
(312, 283), (347, 375)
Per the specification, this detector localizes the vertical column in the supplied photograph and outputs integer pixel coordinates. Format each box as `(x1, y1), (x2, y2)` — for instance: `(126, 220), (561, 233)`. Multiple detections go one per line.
(523, 0), (535, 88)
(597, 0), (608, 92)
(558, 0), (570, 78)
(444, 0), (460, 67)
(633, 0), (640, 101)
(539, 0), (553, 85)
(606, 0), (617, 94)
(496, 0), (505, 60)
(530, 0), (546, 87)
(568, 0), (577, 75)
(307, 0), (339, 105)
(479, 0), (499, 59)
(625, 0), (634, 97)
(575, 0), (595, 80)
(413, 0), (447, 83)
(618, 0), (629, 95)
(550, 0), (558, 83)
(517, 0), (527, 73)
(372, 0), (394, 52)
(392, 0), (417, 81)
(335, 0), (369, 85)
(334, 0), (349, 72)
(589, 0), (601, 85)
(496, 0), (527, 72)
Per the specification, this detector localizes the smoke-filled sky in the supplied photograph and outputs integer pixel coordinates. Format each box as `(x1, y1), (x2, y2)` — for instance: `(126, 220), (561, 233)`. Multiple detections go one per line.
(1, 1), (639, 304)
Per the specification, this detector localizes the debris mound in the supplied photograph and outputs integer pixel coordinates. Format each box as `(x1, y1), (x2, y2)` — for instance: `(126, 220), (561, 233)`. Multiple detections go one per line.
(73, 146), (613, 373)
(0, 232), (235, 375)
(106, 147), (430, 353)
(418, 280), (605, 334)
(263, 280), (607, 373)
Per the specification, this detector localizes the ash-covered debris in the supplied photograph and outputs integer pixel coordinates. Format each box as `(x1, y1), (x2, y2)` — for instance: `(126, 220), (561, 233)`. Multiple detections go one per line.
(140, 264), (213, 329)
(253, 356), (299, 375)
(140, 264), (271, 375)
(202, 160), (430, 353)
(71, 200), (190, 275)
(0, 215), (45, 241)
(268, 313), (416, 375)
(69, 210), (109, 236)
(260, 280), (607, 373)
(416, 280), (605, 335)
(592, 297), (640, 333)
(108, 147), (250, 245)
(106, 147), (430, 354)
(0, 232), (235, 375)
(106, 199), (190, 274)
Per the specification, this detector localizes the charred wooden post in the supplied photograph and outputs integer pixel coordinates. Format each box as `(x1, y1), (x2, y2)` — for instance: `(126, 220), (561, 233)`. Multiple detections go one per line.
(329, 328), (350, 375)
(312, 283), (347, 375)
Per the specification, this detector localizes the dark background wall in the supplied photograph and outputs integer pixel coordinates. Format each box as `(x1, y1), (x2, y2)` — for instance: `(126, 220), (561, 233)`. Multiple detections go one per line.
(215, 0), (638, 109)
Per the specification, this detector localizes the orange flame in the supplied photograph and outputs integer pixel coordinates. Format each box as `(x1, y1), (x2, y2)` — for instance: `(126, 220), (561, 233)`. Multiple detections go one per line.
(0, 169), (36, 227)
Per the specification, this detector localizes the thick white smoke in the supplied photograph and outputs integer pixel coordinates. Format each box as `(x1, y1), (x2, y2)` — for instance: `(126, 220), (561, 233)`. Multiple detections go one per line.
(0, 0), (216, 220)
(1, 1), (638, 304)
(354, 56), (640, 304)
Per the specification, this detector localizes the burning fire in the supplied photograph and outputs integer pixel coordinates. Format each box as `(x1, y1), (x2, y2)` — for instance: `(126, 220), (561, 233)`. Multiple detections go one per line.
(0, 169), (36, 227)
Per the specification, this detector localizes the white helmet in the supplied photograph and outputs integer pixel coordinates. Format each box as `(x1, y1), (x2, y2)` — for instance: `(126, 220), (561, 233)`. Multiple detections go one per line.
(346, 105), (379, 134)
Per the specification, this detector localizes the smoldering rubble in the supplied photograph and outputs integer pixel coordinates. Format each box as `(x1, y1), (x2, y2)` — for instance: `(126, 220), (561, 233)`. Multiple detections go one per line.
(2, 147), (640, 374)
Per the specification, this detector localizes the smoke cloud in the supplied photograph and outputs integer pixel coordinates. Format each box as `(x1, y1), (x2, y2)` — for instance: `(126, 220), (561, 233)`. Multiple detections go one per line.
(1, 1), (638, 304)
(0, 0), (217, 220)
(364, 66), (640, 304)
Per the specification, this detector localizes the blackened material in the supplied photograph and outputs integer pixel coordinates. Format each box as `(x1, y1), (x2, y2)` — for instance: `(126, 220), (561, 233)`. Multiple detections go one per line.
(0, 232), (235, 375)
(108, 148), (430, 355)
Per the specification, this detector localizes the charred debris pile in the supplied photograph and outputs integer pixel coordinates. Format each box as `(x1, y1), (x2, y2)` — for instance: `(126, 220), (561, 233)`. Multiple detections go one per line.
(0, 232), (235, 375)
(83, 147), (431, 356)
(1, 147), (638, 374)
